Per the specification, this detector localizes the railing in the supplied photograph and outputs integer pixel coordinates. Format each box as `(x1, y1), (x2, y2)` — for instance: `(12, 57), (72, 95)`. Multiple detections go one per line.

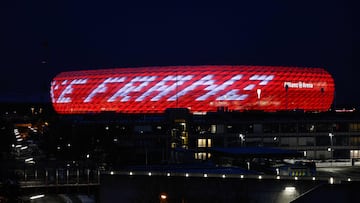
(13, 165), (360, 189)
(16, 168), (100, 188)
(101, 169), (359, 184)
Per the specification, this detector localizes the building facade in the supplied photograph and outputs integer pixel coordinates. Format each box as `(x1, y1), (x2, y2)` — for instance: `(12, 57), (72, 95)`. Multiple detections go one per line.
(49, 109), (360, 166)
(50, 65), (334, 114)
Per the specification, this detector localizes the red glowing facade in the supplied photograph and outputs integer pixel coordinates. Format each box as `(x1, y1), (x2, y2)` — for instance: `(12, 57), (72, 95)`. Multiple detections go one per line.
(50, 65), (335, 114)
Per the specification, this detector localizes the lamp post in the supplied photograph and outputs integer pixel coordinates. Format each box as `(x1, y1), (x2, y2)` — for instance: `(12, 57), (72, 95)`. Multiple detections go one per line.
(239, 134), (245, 147)
(329, 133), (334, 162)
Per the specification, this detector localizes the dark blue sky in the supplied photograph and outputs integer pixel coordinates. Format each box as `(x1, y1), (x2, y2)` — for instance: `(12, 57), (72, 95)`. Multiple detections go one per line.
(0, 1), (355, 107)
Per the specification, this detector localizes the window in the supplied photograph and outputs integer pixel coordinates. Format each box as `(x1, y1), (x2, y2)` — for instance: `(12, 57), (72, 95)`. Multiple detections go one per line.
(349, 123), (360, 132)
(195, 152), (211, 160)
(198, 139), (206, 147)
(207, 139), (212, 147)
(195, 152), (207, 160)
(350, 137), (360, 145)
(197, 139), (212, 147)
(211, 125), (216, 133)
(350, 150), (360, 159)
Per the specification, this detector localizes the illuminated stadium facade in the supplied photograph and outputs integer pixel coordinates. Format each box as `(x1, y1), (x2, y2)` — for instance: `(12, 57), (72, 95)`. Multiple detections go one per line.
(47, 65), (360, 166)
(50, 65), (334, 114)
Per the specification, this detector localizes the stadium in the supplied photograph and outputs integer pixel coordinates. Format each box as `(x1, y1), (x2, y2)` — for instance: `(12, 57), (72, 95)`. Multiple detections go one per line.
(50, 65), (334, 114)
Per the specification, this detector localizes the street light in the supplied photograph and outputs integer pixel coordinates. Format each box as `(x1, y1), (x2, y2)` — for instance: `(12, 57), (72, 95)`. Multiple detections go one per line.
(160, 194), (167, 200)
(329, 133), (334, 161)
(160, 193), (168, 203)
(239, 134), (245, 147)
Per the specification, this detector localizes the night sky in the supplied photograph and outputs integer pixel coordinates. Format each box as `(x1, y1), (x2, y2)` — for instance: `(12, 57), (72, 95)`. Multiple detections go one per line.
(0, 1), (355, 107)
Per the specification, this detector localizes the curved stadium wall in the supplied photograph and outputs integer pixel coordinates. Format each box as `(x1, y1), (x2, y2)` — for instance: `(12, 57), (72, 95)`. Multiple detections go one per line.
(50, 65), (334, 114)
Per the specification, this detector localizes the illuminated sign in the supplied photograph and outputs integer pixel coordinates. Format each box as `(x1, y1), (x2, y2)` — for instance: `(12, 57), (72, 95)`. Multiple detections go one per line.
(284, 81), (314, 89)
(50, 65), (335, 114)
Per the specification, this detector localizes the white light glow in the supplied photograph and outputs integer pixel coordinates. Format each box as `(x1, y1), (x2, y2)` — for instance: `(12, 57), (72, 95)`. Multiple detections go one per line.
(57, 79), (88, 103)
(185, 173), (189, 177)
(108, 76), (156, 102)
(167, 173), (171, 177)
(148, 172), (152, 176)
(240, 175), (244, 179)
(84, 77), (126, 102)
(193, 111), (207, 115)
(160, 194), (167, 200)
(25, 158), (33, 162)
(204, 174), (208, 178)
(222, 174), (226, 178)
(329, 177), (334, 184)
(129, 172), (133, 176)
(284, 187), (296, 192)
(30, 194), (45, 200)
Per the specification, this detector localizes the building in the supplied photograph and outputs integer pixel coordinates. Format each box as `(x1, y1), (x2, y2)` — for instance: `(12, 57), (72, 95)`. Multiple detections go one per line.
(50, 65), (334, 114)
(50, 109), (359, 163)
(44, 65), (360, 169)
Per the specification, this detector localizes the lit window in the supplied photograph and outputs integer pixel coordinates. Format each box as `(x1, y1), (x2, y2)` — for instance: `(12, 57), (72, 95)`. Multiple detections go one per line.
(211, 125), (216, 133)
(207, 139), (212, 147)
(198, 139), (206, 147)
(179, 122), (186, 131)
(195, 152), (207, 160)
(350, 150), (360, 158)
(197, 138), (212, 147)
